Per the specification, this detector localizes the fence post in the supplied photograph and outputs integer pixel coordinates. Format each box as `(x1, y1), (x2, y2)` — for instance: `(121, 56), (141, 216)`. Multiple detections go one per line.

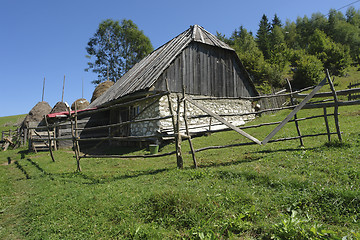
(175, 95), (184, 169)
(165, 78), (183, 169)
(348, 82), (352, 101)
(326, 70), (342, 141)
(68, 106), (81, 172)
(44, 115), (55, 162)
(182, 86), (197, 168)
(323, 107), (331, 142)
(286, 78), (304, 146)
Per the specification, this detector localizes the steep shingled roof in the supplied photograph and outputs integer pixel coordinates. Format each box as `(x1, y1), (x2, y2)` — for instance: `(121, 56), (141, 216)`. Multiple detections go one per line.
(89, 25), (236, 108)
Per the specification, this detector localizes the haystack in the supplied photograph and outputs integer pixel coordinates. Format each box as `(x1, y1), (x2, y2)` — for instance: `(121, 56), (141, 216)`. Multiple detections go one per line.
(71, 98), (90, 110)
(22, 101), (52, 127)
(50, 102), (68, 114)
(91, 81), (114, 103)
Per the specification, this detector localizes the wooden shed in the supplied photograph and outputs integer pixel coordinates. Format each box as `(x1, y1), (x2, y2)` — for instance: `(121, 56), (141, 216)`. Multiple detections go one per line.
(50, 25), (259, 149)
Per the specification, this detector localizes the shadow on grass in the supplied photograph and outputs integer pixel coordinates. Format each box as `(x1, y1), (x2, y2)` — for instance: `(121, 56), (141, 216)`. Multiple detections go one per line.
(14, 161), (30, 179)
(196, 155), (262, 169)
(74, 168), (170, 185)
(26, 158), (55, 180)
(18, 149), (30, 159)
(250, 146), (317, 154)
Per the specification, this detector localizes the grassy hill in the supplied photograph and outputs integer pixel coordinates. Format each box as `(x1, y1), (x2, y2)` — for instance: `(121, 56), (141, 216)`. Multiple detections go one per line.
(0, 114), (25, 133)
(1, 73), (359, 239)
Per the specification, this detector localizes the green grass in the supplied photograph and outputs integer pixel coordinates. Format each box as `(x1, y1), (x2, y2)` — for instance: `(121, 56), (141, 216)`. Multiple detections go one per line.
(1, 74), (360, 239)
(0, 114), (25, 133)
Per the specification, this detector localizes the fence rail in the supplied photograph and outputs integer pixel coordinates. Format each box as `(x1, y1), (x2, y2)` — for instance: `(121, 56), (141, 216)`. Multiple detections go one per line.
(348, 81), (360, 100)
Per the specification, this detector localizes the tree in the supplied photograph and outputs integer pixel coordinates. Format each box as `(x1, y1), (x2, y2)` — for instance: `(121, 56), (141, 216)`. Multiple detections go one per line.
(308, 29), (351, 75)
(292, 52), (324, 89)
(272, 14), (282, 29)
(256, 14), (272, 59)
(346, 6), (360, 26)
(86, 19), (153, 84)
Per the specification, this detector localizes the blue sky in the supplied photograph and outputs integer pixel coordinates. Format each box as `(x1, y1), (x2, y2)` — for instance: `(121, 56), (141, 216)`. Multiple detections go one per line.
(1, 0), (359, 117)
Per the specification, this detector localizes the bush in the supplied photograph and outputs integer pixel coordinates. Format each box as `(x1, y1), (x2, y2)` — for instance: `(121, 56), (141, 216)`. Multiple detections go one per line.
(292, 54), (324, 89)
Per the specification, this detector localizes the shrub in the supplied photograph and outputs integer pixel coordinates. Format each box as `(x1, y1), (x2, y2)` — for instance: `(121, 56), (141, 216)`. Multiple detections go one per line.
(292, 54), (324, 89)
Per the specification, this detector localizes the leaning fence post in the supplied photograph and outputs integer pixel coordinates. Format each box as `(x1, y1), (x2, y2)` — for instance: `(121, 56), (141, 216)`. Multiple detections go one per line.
(182, 86), (197, 168)
(326, 70), (342, 141)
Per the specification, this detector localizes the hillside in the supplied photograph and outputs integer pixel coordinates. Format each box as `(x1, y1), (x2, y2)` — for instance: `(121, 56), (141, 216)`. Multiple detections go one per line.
(1, 70), (360, 239)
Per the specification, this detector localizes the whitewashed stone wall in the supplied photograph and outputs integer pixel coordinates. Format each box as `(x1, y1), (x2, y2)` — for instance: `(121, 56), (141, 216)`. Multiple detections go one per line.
(130, 93), (255, 137)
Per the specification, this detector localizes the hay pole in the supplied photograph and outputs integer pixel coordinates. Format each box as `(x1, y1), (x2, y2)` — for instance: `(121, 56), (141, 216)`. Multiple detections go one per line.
(286, 78), (304, 146)
(62, 75), (65, 102)
(44, 115), (55, 162)
(42, 77), (46, 102)
(326, 69), (342, 141)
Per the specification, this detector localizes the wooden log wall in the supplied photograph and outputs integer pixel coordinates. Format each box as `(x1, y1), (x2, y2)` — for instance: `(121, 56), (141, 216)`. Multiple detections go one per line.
(155, 42), (257, 98)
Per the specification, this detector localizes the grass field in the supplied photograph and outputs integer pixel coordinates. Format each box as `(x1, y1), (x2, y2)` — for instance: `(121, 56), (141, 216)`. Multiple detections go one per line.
(1, 71), (359, 239)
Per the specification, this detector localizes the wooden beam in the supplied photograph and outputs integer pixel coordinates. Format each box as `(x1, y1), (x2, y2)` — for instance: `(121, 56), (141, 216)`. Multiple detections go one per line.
(262, 77), (328, 145)
(186, 96), (261, 145)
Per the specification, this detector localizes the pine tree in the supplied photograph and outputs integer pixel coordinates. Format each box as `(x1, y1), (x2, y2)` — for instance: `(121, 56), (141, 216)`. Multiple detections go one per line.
(256, 14), (271, 59)
(272, 14), (282, 29)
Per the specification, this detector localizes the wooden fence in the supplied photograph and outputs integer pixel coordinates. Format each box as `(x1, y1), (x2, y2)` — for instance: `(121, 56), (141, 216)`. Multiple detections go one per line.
(348, 81), (360, 100)
(26, 71), (360, 171)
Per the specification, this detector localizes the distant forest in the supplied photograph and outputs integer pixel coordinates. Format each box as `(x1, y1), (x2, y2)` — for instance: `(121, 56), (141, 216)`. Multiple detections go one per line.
(216, 7), (360, 92)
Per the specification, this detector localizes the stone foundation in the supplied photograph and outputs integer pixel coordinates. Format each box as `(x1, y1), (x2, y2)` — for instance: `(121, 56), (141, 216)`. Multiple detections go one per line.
(130, 94), (255, 137)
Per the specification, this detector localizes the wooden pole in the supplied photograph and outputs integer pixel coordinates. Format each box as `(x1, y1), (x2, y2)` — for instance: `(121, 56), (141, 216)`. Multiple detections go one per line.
(44, 115), (55, 162)
(67, 106), (81, 171)
(62, 75), (65, 102)
(165, 78), (183, 169)
(182, 86), (197, 168)
(323, 107), (331, 142)
(286, 78), (304, 146)
(42, 77), (45, 102)
(176, 95), (183, 169)
(326, 69), (342, 141)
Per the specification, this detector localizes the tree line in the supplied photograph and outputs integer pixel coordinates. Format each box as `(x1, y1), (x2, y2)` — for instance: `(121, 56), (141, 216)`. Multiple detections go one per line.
(217, 7), (360, 91)
(86, 7), (360, 91)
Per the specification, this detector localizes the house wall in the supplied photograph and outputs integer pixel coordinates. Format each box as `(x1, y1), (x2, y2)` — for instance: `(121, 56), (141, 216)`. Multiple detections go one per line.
(154, 42), (257, 98)
(130, 93), (255, 137)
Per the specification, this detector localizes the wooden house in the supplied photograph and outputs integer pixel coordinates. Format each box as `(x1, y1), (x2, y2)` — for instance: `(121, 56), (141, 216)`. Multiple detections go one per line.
(48, 25), (259, 149)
